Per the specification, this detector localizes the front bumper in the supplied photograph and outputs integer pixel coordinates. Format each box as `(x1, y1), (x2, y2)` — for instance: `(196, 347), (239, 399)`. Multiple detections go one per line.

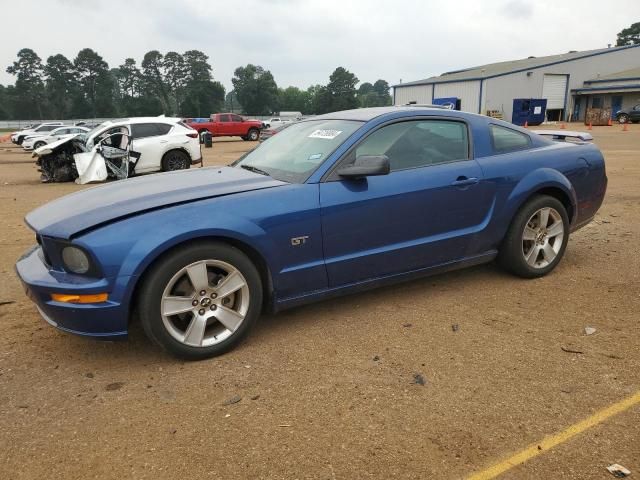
(15, 245), (129, 339)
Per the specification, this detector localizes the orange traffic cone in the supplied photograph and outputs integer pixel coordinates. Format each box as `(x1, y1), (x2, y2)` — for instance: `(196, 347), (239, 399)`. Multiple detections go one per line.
(623, 122), (629, 132)
(524, 121), (528, 128)
(560, 123), (566, 129)
(607, 118), (612, 126)
(587, 122), (593, 130)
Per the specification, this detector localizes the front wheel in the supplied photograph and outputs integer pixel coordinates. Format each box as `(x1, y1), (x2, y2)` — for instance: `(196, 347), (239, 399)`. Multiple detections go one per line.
(33, 141), (46, 150)
(138, 242), (263, 360)
(618, 114), (629, 124)
(498, 195), (569, 278)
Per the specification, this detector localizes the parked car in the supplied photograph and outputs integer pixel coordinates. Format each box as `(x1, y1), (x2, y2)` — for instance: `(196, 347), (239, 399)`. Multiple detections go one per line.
(22, 126), (90, 151)
(33, 117), (202, 182)
(614, 104), (640, 124)
(16, 106), (607, 359)
(11, 122), (64, 145)
(186, 114), (263, 141)
(259, 122), (295, 142)
(262, 117), (292, 129)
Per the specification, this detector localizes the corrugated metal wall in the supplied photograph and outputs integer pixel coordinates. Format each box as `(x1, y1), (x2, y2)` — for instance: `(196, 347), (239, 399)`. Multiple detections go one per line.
(393, 85), (433, 105)
(434, 81), (481, 113)
(484, 47), (640, 121)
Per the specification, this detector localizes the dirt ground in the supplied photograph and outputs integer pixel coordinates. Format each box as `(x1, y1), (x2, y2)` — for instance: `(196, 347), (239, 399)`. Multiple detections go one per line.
(0, 126), (638, 480)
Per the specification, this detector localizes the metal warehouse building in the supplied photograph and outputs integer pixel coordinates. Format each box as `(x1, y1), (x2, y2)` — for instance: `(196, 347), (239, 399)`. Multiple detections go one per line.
(393, 44), (640, 124)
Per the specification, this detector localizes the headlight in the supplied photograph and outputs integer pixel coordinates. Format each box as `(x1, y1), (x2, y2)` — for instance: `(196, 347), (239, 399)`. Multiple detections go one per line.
(61, 246), (90, 274)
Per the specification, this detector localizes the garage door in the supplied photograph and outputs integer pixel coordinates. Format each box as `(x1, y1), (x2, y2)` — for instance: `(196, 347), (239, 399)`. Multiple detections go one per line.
(542, 74), (567, 109)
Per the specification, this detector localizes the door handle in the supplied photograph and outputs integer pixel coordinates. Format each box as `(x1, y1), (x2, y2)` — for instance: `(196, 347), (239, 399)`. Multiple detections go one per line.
(159, 140), (168, 143)
(451, 176), (479, 187)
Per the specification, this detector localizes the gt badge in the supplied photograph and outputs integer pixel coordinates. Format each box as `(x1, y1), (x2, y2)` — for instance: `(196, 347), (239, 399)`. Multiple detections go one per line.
(291, 236), (309, 246)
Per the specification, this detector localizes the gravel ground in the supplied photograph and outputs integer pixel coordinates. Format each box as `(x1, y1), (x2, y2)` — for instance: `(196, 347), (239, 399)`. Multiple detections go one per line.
(0, 127), (638, 479)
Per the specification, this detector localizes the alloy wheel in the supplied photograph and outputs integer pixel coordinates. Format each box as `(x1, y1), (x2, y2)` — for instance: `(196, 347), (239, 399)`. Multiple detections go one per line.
(160, 260), (250, 347)
(521, 207), (564, 269)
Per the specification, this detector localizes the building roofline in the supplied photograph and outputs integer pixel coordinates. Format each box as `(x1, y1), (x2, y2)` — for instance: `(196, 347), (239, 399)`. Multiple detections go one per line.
(572, 84), (640, 94)
(585, 76), (640, 84)
(393, 44), (640, 88)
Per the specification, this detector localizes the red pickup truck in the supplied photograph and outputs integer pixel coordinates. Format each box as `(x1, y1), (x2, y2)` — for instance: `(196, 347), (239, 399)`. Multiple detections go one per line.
(186, 113), (263, 141)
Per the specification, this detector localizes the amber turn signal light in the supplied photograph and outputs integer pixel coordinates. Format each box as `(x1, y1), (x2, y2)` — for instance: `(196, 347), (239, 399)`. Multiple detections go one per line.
(51, 293), (108, 304)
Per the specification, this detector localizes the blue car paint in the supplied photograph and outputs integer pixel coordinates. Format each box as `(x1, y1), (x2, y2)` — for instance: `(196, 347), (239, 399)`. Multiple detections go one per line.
(15, 107), (607, 340)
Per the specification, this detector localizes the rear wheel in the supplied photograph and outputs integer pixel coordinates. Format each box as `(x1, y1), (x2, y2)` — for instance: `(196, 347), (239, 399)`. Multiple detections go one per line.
(161, 150), (190, 171)
(498, 195), (569, 278)
(139, 242), (263, 360)
(247, 128), (260, 141)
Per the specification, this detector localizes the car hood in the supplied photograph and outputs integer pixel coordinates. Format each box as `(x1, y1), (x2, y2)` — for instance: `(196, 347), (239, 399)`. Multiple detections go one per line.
(34, 135), (82, 156)
(26, 166), (287, 239)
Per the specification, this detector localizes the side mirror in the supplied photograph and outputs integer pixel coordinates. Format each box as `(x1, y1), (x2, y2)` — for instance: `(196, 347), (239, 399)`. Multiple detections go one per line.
(337, 155), (390, 179)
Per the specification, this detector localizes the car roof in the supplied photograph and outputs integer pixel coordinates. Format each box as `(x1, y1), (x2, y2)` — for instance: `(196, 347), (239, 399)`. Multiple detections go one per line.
(311, 105), (455, 122)
(108, 117), (182, 125)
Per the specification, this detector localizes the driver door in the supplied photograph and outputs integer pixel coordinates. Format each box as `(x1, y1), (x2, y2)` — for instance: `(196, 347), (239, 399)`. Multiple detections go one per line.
(319, 119), (494, 288)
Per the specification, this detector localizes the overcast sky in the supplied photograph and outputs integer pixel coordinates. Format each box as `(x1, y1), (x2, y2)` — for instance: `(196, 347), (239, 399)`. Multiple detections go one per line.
(2, 0), (639, 91)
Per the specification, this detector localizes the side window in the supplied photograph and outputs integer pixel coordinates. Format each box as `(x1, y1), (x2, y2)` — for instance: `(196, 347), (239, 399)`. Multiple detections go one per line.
(40, 125), (56, 132)
(54, 128), (69, 135)
(351, 120), (469, 171)
(634, 104), (640, 111)
(131, 123), (161, 139)
(219, 114), (231, 122)
(490, 125), (531, 153)
(154, 123), (172, 135)
(231, 114), (243, 122)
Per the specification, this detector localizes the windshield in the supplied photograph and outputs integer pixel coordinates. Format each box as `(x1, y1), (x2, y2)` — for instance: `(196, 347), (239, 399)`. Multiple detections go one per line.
(234, 119), (362, 183)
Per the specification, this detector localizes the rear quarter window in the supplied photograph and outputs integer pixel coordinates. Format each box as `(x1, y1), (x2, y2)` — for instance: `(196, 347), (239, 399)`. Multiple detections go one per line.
(490, 125), (532, 154)
(154, 123), (173, 135)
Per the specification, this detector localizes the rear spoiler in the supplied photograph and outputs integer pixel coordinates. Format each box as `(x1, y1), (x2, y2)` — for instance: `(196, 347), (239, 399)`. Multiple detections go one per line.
(532, 130), (593, 142)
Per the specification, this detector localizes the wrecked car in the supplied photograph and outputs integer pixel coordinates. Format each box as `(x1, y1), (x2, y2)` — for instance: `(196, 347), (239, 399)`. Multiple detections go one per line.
(33, 117), (202, 183)
(35, 127), (135, 183)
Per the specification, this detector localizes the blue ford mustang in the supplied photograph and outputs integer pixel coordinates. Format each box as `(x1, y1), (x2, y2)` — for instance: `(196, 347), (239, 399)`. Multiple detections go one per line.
(16, 106), (607, 359)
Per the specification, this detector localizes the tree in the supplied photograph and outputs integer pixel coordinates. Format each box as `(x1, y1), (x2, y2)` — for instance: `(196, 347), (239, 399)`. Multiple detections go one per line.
(163, 52), (187, 113)
(232, 64), (279, 115)
(74, 48), (110, 118)
(616, 22), (640, 46)
(6, 48), (45, 119)
(44, 54), (77, 118)
(326, 67), (359, 112)
(225, 90), (242, 113)
(279, 86), (308, 112)
(141, 50), (170, 113)
(305, 84), (331, 114)
(180, 50), (224, 117)
(116, 58), (141, 98)
(358, 79), (392, 107)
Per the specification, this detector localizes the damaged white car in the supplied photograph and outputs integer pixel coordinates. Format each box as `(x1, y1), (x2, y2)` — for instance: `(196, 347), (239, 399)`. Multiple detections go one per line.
(33, 117), (202, 184)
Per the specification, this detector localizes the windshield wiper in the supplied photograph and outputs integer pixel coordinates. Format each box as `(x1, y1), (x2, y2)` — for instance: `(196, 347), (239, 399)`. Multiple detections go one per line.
(240, 164), (271, 177)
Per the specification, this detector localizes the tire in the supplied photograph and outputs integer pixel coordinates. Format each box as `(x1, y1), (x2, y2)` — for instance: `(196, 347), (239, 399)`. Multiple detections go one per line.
(498, 195), (569, 278)
(139, 241), (263, 360)
(34, 141), (46, 150)
(161, 150), (190, 171)
(618, 114), (629, 124)
(247, 128), (260, 141)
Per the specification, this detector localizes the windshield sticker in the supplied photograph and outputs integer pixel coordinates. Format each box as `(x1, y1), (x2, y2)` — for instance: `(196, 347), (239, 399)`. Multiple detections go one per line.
(308, 153), (323, 161)
(308, 129), (342, 140)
